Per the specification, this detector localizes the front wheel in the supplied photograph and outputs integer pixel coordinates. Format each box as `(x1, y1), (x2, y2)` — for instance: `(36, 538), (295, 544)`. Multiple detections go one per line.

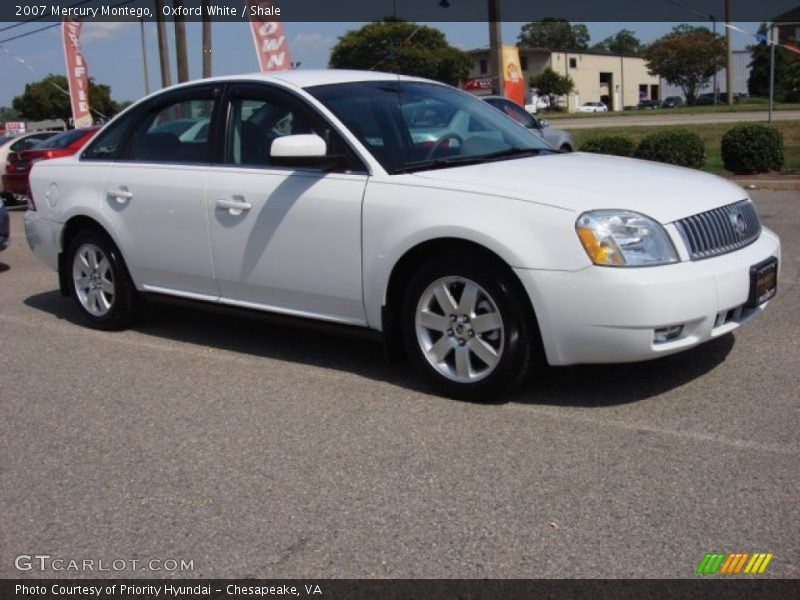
(401, 255), (539, 402)
(66, 230), (138, 330)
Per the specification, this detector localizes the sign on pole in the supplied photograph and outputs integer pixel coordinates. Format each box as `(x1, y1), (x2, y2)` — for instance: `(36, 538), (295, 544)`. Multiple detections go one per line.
(61, 20), (93, 129)
(248, 1), (291, 72)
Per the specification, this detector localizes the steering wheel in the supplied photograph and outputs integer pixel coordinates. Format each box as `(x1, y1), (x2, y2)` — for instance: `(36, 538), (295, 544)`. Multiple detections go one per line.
(425, 133), (464, 160)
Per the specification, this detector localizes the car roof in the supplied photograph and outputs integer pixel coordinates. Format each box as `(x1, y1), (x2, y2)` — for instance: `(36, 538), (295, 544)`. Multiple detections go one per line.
(165, 69), (430, 92)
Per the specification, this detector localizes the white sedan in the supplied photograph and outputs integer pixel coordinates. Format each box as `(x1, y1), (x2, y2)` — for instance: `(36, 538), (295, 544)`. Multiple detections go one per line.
(576, 101), (609, 113)
(25, 70), (780, 401)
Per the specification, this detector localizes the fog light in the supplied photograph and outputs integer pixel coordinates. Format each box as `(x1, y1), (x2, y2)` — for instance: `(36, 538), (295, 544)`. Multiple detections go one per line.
(654, 325), (683, 344)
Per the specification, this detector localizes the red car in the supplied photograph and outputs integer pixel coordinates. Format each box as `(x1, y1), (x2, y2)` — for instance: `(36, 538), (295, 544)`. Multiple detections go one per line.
(3, 127), (98, 202)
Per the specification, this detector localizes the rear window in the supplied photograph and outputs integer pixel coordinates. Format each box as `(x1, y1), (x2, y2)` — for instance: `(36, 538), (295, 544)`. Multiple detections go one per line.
(35, 128), (90, 149)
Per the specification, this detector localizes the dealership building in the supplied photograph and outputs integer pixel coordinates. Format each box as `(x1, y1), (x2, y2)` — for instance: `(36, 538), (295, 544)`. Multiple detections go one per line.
(466, 47), (661, 111)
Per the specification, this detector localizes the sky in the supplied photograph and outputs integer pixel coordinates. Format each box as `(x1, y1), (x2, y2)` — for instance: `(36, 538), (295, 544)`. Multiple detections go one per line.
(0, 20), (764, 109)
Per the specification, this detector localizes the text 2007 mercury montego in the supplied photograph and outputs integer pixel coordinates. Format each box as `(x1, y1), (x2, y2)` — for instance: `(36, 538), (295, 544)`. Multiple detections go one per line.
(24, 70), (780, 401)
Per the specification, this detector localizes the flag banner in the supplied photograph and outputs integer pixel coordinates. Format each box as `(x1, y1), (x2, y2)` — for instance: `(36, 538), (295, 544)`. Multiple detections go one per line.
(502, 45), (525, 106)
(61, 20), (93, 128)
(248, 0), (291, 72)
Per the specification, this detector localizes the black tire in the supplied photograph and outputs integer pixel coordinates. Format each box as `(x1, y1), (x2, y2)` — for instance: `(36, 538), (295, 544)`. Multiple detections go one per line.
(560, 144), (573, 152)
(65, 229), (139, 330)
(401, 253), (540, 402)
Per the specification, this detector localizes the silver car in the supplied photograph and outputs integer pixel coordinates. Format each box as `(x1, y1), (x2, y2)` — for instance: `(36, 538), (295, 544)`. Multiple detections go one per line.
(482, 96), (575, 152)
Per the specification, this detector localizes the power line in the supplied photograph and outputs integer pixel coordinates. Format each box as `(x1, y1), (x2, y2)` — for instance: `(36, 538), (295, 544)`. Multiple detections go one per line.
(0, 0), (98, 33)
(0, 0), (139, 44)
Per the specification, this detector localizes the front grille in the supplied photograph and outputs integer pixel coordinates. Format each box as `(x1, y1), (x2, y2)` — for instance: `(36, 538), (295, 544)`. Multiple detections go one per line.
(675, 199), (761, 260)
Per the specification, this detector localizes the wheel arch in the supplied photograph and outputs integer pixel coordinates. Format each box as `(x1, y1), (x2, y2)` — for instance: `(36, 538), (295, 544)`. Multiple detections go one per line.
(58, 214), (131, 296)
(381, 237), (541, 360)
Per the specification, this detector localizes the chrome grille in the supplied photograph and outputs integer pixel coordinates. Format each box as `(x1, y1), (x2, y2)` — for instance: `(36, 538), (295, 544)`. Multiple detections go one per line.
(675, 199), (761, 260)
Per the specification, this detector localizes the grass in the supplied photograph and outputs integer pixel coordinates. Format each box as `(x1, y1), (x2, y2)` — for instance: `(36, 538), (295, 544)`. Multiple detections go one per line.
(545, 100), (800, 119)
(565, 121), (800, 176)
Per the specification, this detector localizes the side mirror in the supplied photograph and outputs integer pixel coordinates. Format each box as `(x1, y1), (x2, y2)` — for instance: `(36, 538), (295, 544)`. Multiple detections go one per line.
(270, 134), (327, 162)
(539, 119), (550, 129)
(270, 133), (349, 171)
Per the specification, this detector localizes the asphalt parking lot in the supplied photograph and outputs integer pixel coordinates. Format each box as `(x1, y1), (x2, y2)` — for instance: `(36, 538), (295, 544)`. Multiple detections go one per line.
(1, 191), (797, 579)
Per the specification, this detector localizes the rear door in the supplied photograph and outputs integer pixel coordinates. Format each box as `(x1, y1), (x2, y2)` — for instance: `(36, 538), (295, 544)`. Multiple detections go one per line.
(102, 85), (221, 298)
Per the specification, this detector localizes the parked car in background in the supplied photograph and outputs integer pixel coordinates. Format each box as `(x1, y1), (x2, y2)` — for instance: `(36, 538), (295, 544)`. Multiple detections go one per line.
(482, 96), (575, 151)
(24, 71), (780, 401)
(0, 131), (59, 203)
(0, 198), (9, 251)
(661, 96), (685, 108)
(637, 99), (662, 110)
(576, 101), (608, 113)
(3, 128), (98, 204)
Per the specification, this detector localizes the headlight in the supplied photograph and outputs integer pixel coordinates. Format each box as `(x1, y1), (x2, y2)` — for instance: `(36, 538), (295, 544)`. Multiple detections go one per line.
(576, 210), (678, 267)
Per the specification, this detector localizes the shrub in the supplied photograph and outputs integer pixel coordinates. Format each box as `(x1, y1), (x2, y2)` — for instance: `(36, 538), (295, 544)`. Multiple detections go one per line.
(634, 129), (705, 169)
(580, 136), (636, 157)
(721, 123), (784, 174)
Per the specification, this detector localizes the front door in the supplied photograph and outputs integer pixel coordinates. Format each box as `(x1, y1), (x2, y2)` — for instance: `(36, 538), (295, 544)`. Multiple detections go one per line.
(205, 84), (368, 325)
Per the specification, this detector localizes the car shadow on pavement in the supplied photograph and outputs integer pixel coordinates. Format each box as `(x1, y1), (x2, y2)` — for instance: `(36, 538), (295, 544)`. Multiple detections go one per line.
(25, 289), (735, 407)
(0, 262), (9, 273)
(511, 333), (735, 407)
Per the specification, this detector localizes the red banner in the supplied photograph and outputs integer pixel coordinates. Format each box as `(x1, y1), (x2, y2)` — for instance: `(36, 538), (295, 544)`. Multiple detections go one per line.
(61, 20), (93, 129)
(248, 1), (291, 72)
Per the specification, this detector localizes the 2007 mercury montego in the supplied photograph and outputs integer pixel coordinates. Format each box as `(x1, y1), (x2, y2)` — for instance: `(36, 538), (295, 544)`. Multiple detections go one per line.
(25, 70), (780, 400)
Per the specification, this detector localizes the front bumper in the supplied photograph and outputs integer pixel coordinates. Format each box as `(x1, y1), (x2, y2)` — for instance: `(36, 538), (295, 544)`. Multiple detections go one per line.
(516, 227), (781, 366)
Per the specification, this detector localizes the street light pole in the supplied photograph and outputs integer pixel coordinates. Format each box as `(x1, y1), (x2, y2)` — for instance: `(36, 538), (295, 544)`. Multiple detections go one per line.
(769, 25), (776, 123)
(725, 0), (733, 104)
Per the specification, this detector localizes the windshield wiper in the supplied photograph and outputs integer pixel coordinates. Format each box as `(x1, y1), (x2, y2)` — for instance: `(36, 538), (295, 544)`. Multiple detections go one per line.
(392, 147), (554, 174)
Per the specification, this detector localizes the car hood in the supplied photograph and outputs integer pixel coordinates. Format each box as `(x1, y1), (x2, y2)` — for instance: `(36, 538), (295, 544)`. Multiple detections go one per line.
(407, 152), (748, 223)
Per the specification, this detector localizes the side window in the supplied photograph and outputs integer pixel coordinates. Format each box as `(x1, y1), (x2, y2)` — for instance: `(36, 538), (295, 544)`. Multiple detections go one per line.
(82, 110), (137, 160)
(129, 98), (215, 163)
(501, 102), (534, 127)
(227, 96), (316, 167)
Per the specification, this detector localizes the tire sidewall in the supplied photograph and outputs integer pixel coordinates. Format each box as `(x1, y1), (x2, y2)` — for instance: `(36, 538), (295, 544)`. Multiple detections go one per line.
(66, 230), (136, 330)
(401, 256), (532, 402)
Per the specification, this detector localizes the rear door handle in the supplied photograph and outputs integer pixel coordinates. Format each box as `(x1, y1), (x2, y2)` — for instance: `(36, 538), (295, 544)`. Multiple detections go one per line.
(216, 197), (252, 216)
(107, 187), (133, 204)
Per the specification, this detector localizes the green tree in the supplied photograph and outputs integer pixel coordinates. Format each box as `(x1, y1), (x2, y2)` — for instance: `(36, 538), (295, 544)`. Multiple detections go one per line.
(592, 29), (642, 55)
(11, 74), (120, 124)
(642, 25), (725, 105)
(529, 68), (575, 111)
(328, 20), (472, 86)
(517, 19), (590, 50)
(747, 23), (789, 98)
(0, 106), (21, 124)
(782, 59), (800, 102)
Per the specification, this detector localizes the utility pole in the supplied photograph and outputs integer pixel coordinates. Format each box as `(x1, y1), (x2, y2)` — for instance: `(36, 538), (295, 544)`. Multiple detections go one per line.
(173, 0), (189, 83)
(139, 18), (151, 95)
(725, 0), (733, 104)
(154, 0), (172, 88)
(711, 17), (718, 105)
(488, 0), (505, 97)
(202, 0), (212, 78)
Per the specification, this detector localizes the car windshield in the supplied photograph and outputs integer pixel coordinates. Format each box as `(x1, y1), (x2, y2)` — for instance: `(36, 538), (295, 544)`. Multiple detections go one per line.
(33, 128), (89, 149)
(307, 81), (553, 174)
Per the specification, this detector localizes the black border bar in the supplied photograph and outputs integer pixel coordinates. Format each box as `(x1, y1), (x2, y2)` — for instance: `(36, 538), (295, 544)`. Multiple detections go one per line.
(3, 579), (800, 600)
(2, 0), (799, 23)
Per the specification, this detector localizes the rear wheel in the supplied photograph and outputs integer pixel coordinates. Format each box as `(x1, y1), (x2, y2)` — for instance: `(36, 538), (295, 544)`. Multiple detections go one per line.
(401, 254), (538, 401)
(66, 230), (138, 330)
